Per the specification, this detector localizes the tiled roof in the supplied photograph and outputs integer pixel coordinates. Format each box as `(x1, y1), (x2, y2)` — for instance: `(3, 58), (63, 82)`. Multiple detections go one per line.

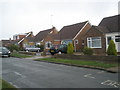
(94, 26), (109, 33)
(99, 15), (120, 33)
(58, 21), (88, 40)
(34, 28), (54, 42)
(26, 37), (35, 42)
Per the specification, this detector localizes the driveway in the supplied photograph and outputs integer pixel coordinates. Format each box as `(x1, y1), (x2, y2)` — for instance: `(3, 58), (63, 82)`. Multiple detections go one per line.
(1, 57), (119, 88)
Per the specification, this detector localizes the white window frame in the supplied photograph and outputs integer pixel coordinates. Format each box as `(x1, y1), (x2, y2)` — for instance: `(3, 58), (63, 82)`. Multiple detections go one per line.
(87, 37), (102, 48)
(115, 35), (120, 42)
(36, 42), (41, 45)
(75, 40), (78, 44)
(17, 36), (19, 40)
(45, 41), (52, 49)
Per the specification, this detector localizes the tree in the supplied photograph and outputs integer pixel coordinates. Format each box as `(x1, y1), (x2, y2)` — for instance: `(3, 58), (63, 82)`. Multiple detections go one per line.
(36, 45), (44, 52)
(67, 43), (74, 54)
(7, 44), (20, 52)
(107, 40), (117, 56)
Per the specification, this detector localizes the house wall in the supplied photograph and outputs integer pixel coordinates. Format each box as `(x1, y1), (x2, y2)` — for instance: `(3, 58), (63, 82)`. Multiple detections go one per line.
(106, 32), (120, 52)
(74, 22), (91, 52)
(44, 35), (54, 51)
(13, 35), (26, 40)
(61, 40), (73, 45)
(83, 28), (106, 55)
(53, 40), (61, 45)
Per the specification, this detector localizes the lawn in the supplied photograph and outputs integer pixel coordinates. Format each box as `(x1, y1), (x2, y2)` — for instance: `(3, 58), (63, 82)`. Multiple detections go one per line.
(0, 79), (17, 90)
(35, 58), (118, 69)
(11, 52), (33, 58)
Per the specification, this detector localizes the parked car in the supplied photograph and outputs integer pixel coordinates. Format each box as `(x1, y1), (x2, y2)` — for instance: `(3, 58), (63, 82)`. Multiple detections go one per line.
(24, 46), (40, 52)
(0, 47), (11, 57)
(49, 44), (67, 55)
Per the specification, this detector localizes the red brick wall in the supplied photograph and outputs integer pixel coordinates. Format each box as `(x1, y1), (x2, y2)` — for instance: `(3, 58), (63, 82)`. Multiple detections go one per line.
(83, 27), (106, 55)
(74, 23), (91, 52)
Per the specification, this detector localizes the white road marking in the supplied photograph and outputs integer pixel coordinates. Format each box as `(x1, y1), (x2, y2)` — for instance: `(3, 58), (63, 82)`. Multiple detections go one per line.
(9, 82), (19, 88)
(14, 71), (26, 78)
(84, 74), (95, 79)
(101, 80), (120, 88)
(97, 71), (104, 74)
(14, 71), (22, 76)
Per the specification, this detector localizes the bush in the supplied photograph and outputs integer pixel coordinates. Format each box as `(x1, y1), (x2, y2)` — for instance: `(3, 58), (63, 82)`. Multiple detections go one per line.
(107, 40), (117, 56)
(36, 45), (44, 52)
(67, 43), (74, 54)
(83, 47), (93, 55)
(7, 44), (20, 52)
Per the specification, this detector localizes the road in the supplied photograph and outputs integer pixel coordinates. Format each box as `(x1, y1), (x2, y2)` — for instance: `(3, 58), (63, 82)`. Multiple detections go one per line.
(1, 57), (119, 88)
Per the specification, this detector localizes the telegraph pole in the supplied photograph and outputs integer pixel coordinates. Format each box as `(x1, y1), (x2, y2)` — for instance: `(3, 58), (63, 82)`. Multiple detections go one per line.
(51, 14), (53, 27)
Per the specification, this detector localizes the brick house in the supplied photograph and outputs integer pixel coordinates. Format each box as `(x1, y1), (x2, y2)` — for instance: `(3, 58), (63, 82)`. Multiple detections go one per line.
(23, 27), (59, 51)
(59, 21), (91, 52)
(1, 32), (33, 48)
(13, 32), (33, 48)
(22, 36), (35, 48)
(44, 33), (60, 51)
(83, 15), (120, 54)
(1, 39), (12, 47)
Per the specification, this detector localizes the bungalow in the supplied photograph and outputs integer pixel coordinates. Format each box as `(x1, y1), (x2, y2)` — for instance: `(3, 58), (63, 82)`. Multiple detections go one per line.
(58, 21), (91, 52)
(44, 32), (60, 51)
(23, 27), (59, 51)
(22, 36), (35, 48)
(12, 32), (33, 48)
(84, 15), (120, 54)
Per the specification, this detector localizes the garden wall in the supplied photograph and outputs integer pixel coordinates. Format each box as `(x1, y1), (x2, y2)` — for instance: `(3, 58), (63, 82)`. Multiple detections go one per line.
(55, 54), (120, 64)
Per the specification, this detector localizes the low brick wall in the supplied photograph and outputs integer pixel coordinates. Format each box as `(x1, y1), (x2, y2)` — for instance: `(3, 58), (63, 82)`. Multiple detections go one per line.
(55, 54), (120, 64)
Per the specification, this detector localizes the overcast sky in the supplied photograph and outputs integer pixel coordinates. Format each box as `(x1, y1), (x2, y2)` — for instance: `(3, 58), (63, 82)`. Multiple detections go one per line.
(0, 0), (119, 40)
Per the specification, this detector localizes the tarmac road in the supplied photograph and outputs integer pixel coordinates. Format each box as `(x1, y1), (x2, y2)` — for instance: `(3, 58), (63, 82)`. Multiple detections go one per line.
(1, 57), (119, 88)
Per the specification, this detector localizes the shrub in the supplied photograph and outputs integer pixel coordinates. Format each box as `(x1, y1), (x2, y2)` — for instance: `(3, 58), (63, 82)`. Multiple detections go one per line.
(7, 44), (20, 52)
(107, 40), (117, 56)
(83, 47), (93, 55)
(36, 45), (44, 52)
(67, 43), (74, 54)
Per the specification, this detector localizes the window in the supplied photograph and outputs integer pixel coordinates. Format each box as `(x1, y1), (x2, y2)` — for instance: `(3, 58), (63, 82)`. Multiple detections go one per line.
(115, 36), (120, 42)
(75, 40), (78, 44)
(82, 40), (84, 45)
(107, 37), (112, 45)
(87, 37), (102, 48)
(45, 41), (52, 49)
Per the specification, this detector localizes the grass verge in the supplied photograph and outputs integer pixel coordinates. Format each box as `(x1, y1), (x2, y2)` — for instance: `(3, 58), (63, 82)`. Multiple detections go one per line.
(0, 79), (17, 90)
(35, 58), (118, 69)
(11, 52), (33, 58)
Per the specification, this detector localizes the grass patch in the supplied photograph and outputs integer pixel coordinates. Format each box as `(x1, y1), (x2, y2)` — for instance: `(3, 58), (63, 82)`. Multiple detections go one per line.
(35, 58), (118, 69)
(11, 52), (33, 58)
(0, 79), (17, 90)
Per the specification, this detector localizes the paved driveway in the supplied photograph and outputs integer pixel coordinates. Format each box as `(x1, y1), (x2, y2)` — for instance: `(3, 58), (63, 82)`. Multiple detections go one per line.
(1, 57), (119, 88)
